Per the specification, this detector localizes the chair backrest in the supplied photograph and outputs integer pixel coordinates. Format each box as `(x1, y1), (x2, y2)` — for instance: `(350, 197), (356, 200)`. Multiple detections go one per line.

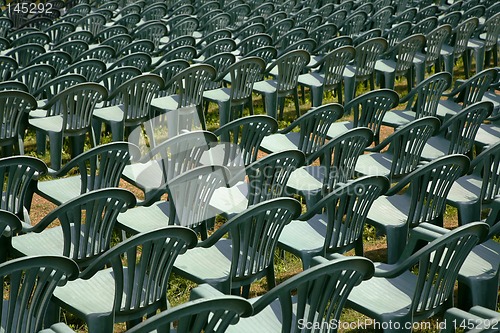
(30, 51), (71, 74)
(11, 64), (56, 95)
(482, 12), (500, 51)
(165, 64), (216, 109)
(404, 72), (452, 118)
(33, 188), (136, 268)
(310, 176), (390, 255)
(55, 141), (140, 194)
(0, 156), (47, 222)
(79, 227), (197, 321)
(0, 90), (37, 145)
(133, 21), (167, 49)
(452, 17), (479, 57)
(55, 40), (89, 62)
(392, 34), (425, 73)
(237, 33), (273, 55)
(371, 6), (393, 30)
(118, 39), (155, 58)
(152, 60), (190, 97)
(225, 56), (266, 104)
(125, 292), (252, 333)
(248, 255), (374, 333)
(98, 66), (142, 101)
(384, 21), (412, 48)
(11, 31), (50, 47)
(322, 46), (356, 88)
(244, 150), (305, 206)
(284, 103), (344, 160)
(353, 37), (388, 79)
(411, 17), (438, 35)
(202, 52), (236, 90)
(469, 141), (500, 205)
(155, 45), (197, 65)
(167, 165), (230, 231)
(389, 154), (470, 226)
(77, 45), (116, 62)
(61, 59), (107, 82)
(441, 101), (493, 155)
(44, 21), (75, 44)
(101, 33), (132, 53)
(6, 43), (45, 68)
(314, 127), (373, 194)
(214, 115), (278, 168)
(341, 11), (367, 37)
(309, 23), (338, 46)
(170, 16), (198, 38)
(406, 222), (488, 319)
(384, 117), (441, 179)
(0, 256), (79, 333)
(452, 68), (497, 108)
(424, 24), (452, 64)
(353, 28), (383, 46)
(439, 11), (462, 29)
(0, 56), (18, 81)
(346, 89), (399, 144)
(76, 13), (106, 36)
(109, 52), (152, 72)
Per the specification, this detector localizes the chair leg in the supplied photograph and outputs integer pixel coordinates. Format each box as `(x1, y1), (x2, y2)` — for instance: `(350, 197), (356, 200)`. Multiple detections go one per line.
(218, 100), (231, 126)
(384, 225), (408, 264)
(293, 87), (300, 118)
(343, 76), (356, 105)
(414, 62), (425, 85)
(48, 131), (63, 171)
(266, 263), (276, 290)
(263, 92), (278, 120)
(92, 118), (102, 146)
(456, 201), (481, 226)
(70, 136), (85, 158)
(458, 270), (500, 310)
(36, 130), (46, 155)
(87, 314), (115, 333)
(310, 85), (324, 108)
(474, 46), (485, 75)
(442, 54), (454, 78)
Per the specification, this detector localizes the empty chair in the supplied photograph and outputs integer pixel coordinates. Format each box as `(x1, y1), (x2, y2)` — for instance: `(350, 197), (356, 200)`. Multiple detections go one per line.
(410, 16), (438, 35)
(343, 38), (388, 104)
(76, 45), (115, 62)
(466, 12), (500, 77)
(441, 17), (478, 79)
(328, 89), (399, 145)
(54, 40), (89, 62)
(109, 52), (152, 72)
(174, 197), (302, 297)
(12, 188), (136, 269)
(299, 46), (355, 107)
(252, 50), (310, 120)
(29, 83), (108, 170)
(203, 57), (265, 125)
(286, 127), (373, 208)
(375, 34), (425, 91)
(6, 43), (45, 68)
(30, 51), (72, 74)
(365, 154), (470, 263)
(384, 21), (412, 49)
(10, 64), (56, 96)
(382, 72), (452, 128)
(60, 59), (107, 82)
(279, 176), (390, 269)
(340, 11), (367, 38)
(51, 227), (197, 332)
(421, 101), (493, 161)
(260, 103), (343, 161)
(76, 13), (106, 36)
(347, 221), (488, 333)
(226, 255), (374, 332)
(355, 117), (441, 181)
(118, 39), (155, 58)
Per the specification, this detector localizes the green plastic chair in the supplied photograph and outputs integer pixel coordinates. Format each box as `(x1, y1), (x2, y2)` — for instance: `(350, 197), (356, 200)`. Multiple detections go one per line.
(279, 176), (390, 269)
(76, 13), (106, 36)
(0, 90), (38, 155)
(0, 81), (28, 92)
(169, 16), (198, 39)
(413, 25), (452, 84)
(202, 52), (236, 91)
(411, 16), (438, 35)
(436, 69), (497, 120)
(446, 141), (500, 226)
(54, 40), (89, 62)
(375, 34), (425, 91)
(309, 23), (338, 46)
(340, 11), (367, 38)
(174, 197), (301, 297)
(152, 45), (197, 67)
(151, 64), (216, 136)
(0, 255), (79, 333)
(140, 3), (168, 21)
(466, 12), (500, 76)
(76, 45), (116, 62)
(382, 72), (452, 129)
(0, 56), (18, 81)
(346, 221), (489, 333)
(0, 156), (47, 230)
(352, 28), (383, 47)
(299, 46), (355, 107)
(29, 82), (108, 170)
(101, 33), (132, 54)
(158, 36), (196, 55)
(235, 22), (266, 40)
(10, 31), (50, 47)
(118, 40), (155, 58)
(260, 103), (343, 162)
(35, 141), (140, 205)
(266, 18), (295, 46)
(286, 127), (373, 208)
(253, 49), (310, 120)
(121, 130), (218, 203)
(355, 117), (441, 181)
(235, 33), (273, 56)
(210, 150), (305, 217)
(12, 188), (136, 269)
(97, 66), (142, 99)
(441, 306), (500, 333)
(365, 154), (470, 263)
(0, 210), (22, 263)
(152, 60), (190, 98)
(441, 17), (478, 79)
(95, 25), (128, 43)
(370, 6), (393, 31)
(421, 101), (493, 161)
(32, 73), (87, 109)
(60, 59), (107, 82)
(29, 51), (72, 75)
(6, 43), (46, 68)
(54, 30), (93, 47)
(132, 21), (167, 50)
(343, 37), (388, 104)
(118, 165), (230, 239)
(44, 21), (75, 45)
(52, 226), (197, 332)
(328, 89), (399, 145)
(113, 13), (141, 30)
(384, 21), (412, 48)
(109, 52), (152, 72)
(203, 57), (266, 125)
(274, 27), (308, 52)
(225, 255), (374, 332)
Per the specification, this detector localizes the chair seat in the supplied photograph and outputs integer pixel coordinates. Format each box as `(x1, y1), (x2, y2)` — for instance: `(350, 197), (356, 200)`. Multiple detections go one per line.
(347, 265), (417, 319)
(286, 166), (323, 193)
(436, 99), (460, 119)
(367, 195), (409, 228)
(116, 201), (171, 234)
(420, 136), (450, 160)
(375, 58), (397, 73)
(355, 152), (394, 177)
(203, 87), (231, 103)
(343, 64), (356, 79)
(225, 297), (284, 333)
(28, 115), (63, 132)
(151, 95), (180, 113)
(209, 181), (248, 216)
(29, 109), (47, 118)
(173, 239), (233, 287)
(298, 71), (324, 88)
(474, 123), (500, 148)
(382, 110), (417, 128)
(447, 175), (482, 205)
(12, 226), (65, 257)
(459, 240), (500, 279)
(121, 159), (165, 193)
(259, 132), (301, 153)
(53, 267), (116, 317)
(39, 323), (77, 333)
(327, 121), (352, 139)
(278, 217), (327, 257)
(93, 105), (125, 122)
(252, 80), (277, 94)
(37, 177), (84, 205)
